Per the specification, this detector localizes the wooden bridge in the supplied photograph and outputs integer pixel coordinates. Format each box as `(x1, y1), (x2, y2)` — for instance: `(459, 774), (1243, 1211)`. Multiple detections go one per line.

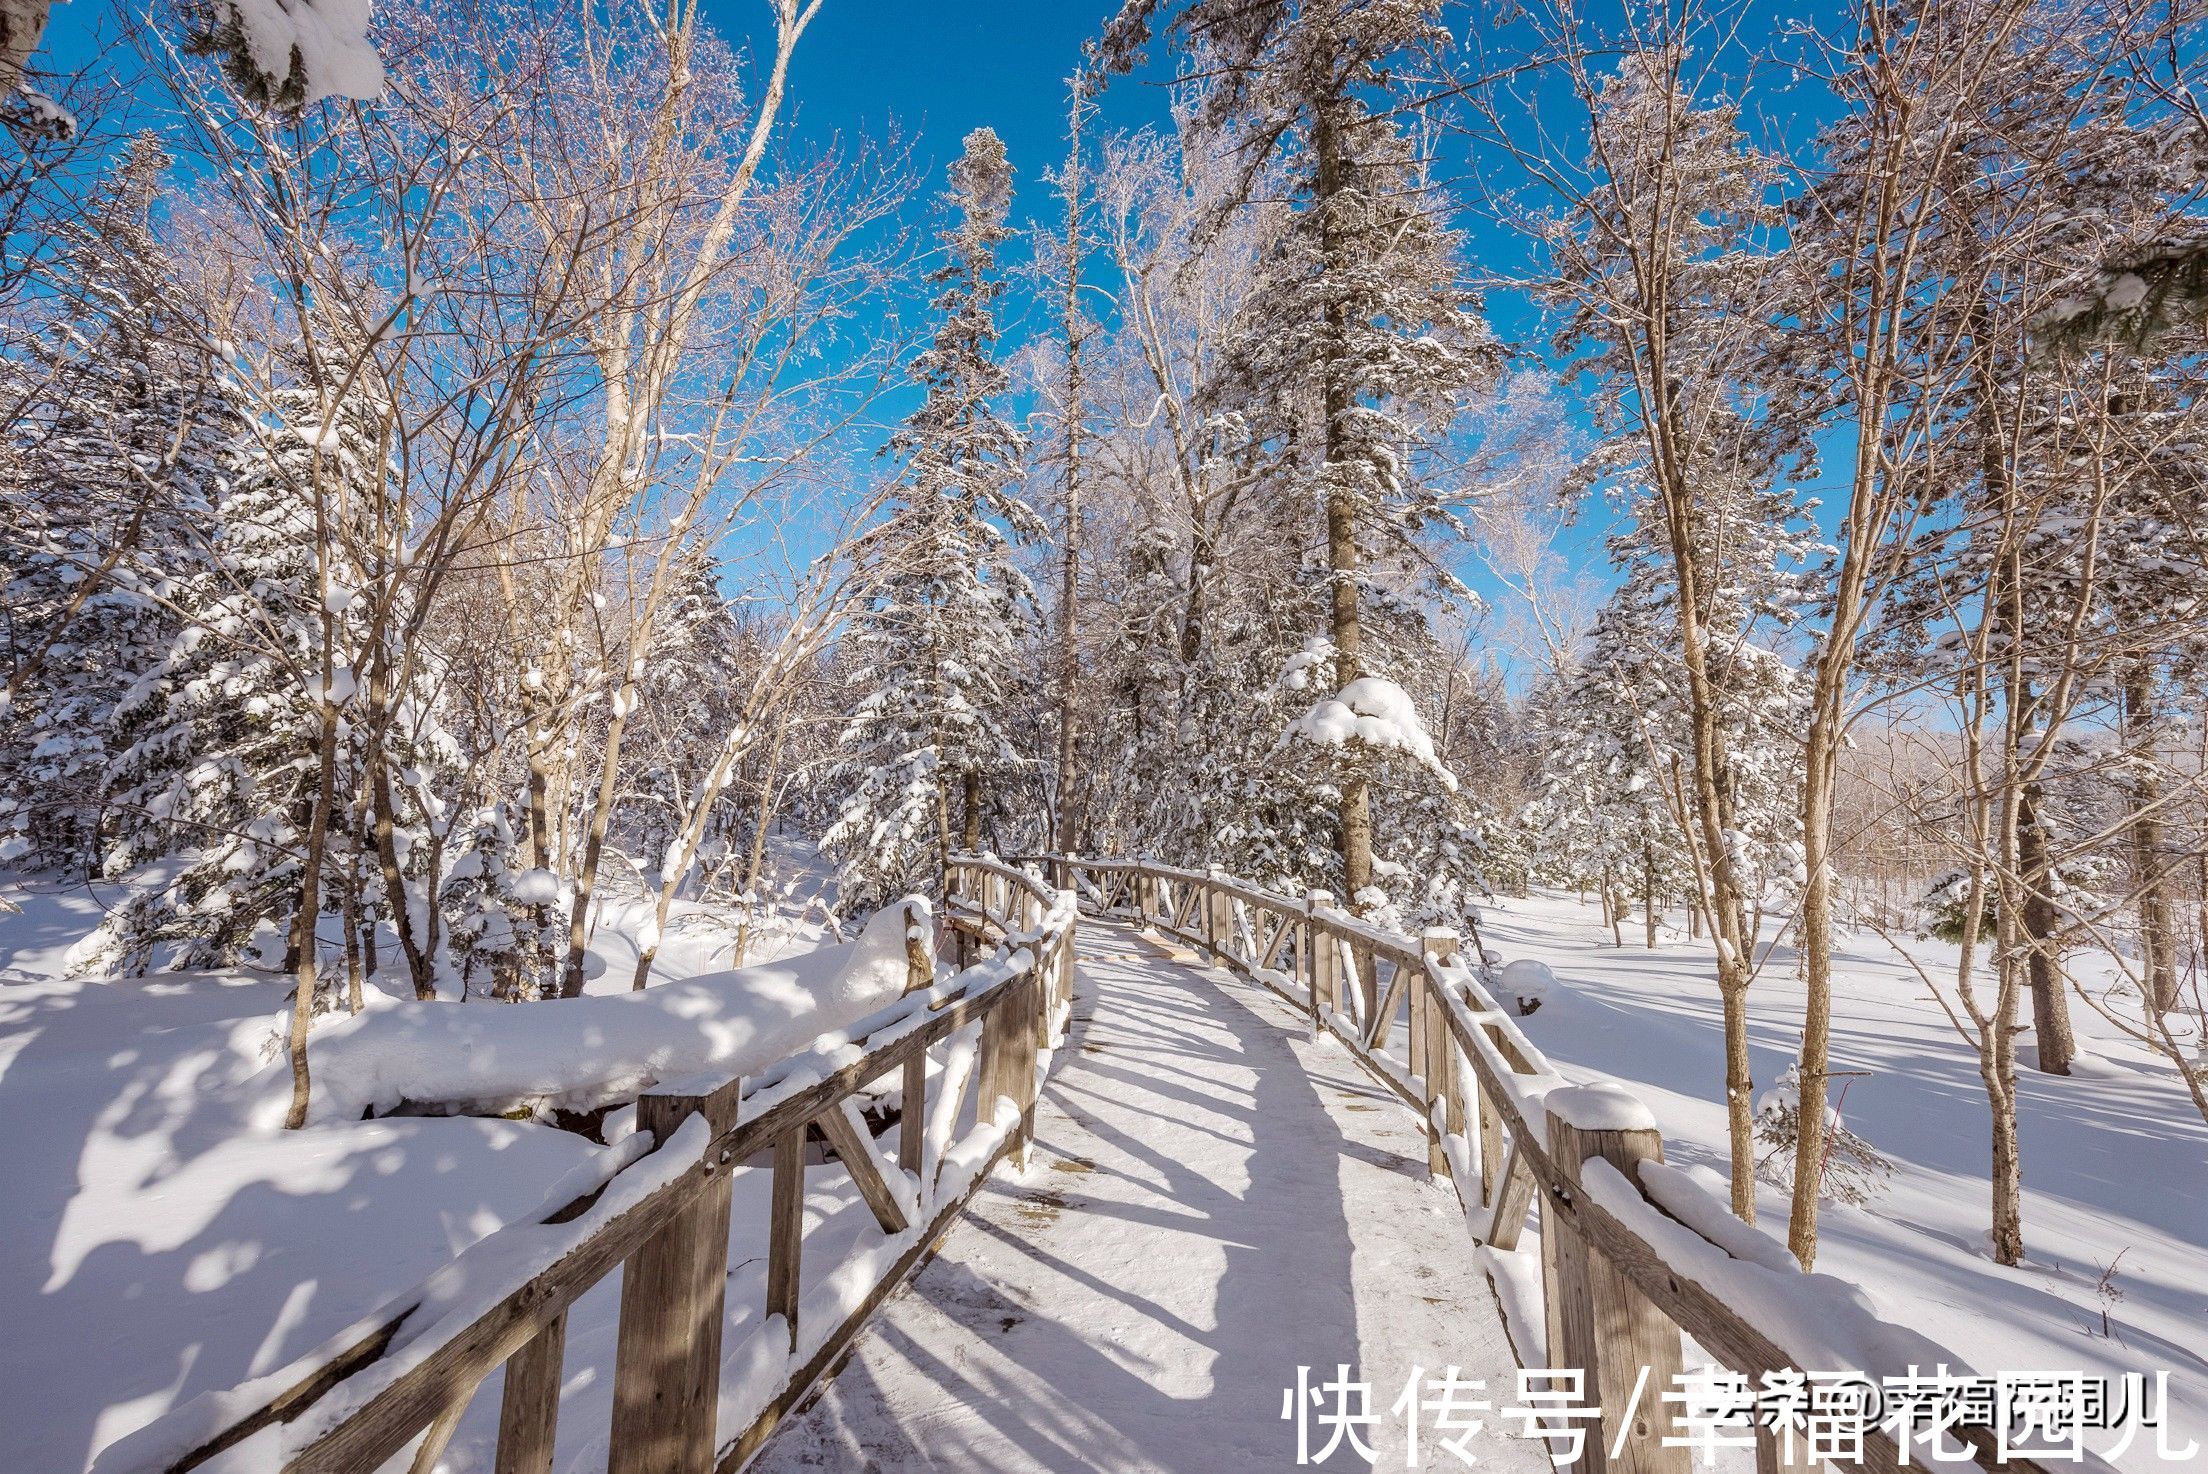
(112, 855), (2053, 1474)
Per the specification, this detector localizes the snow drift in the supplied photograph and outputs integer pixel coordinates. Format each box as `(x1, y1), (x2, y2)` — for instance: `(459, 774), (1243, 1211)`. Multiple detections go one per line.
(242, 898), (928, 1129)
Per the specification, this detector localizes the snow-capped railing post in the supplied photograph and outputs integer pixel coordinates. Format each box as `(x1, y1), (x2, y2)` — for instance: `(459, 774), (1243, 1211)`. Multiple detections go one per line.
(902, 898), (934, 995)
(1417, 929), (1459, 1180)
(1540, 1088), (1691, 1474)
(1304, 889), (1335, 1033)
(1203, 865), (1230, 965)
(607, 1074), (745, 1474)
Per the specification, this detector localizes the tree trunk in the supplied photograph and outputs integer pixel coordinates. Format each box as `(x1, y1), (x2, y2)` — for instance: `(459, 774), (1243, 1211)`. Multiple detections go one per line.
(342, 833), (364, 1016)
(1789, 726), (1840, 1265)
(1053, 76), (1088, 857)
(1986, 978), (2024, 1265)
(2124, 669), (2178, 1014)
(2017, 782), (2075, 1074)
(560, 681), (637, 999)
(366, 662), (436, 999)
(1718, 973), (1754, 1212)
(731, 719), (789, 970)
(0, 0), (51, 101)
(1643, 844), (1657, 949)
(962, 768), (982, 851)
(1313, 94), (1372, 914)
(284, 698), (342, 1131)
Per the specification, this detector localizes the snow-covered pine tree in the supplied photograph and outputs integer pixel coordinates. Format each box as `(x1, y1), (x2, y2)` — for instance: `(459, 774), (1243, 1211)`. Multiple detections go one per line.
(0, 138), (233, 874)
(827, 129), (1039, 909)
(1102, 0), (1502, 914)
(85, 383), (387, 977)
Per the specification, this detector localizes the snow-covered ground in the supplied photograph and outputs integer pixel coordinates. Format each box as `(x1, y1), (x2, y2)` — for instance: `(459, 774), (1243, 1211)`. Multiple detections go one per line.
(0, 852), (860, 1474)
(1478, 889), (2208, 1470)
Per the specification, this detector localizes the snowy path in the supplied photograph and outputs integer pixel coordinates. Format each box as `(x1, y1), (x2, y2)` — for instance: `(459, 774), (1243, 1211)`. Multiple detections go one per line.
(751, 922), (1548, 1473)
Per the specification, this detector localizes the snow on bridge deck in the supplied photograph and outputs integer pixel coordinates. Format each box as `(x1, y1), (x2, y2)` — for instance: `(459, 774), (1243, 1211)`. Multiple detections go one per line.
(751, 920), (1550, 1473)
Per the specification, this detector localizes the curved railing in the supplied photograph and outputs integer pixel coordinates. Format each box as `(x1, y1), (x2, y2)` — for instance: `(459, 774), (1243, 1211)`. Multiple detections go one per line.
(110, 859), (1075, 1474)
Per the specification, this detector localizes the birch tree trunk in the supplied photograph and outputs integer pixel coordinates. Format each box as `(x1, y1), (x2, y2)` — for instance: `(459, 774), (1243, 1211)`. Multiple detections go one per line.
(1053, 76), (1090, 856)
(2124, 669), (2179, 1014)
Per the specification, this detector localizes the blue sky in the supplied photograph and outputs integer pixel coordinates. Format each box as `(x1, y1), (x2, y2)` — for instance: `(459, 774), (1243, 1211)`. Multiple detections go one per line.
(29, 0), (1654, 666)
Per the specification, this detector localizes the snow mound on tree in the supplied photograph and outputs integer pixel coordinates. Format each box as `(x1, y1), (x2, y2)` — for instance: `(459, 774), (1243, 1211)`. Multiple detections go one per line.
(1280, 676), (1458, 790)
(213, 0), (385, 105)
(239, 898), (927, 1129)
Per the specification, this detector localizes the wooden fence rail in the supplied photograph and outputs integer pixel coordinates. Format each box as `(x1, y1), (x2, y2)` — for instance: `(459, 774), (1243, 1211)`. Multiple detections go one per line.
(120, 861), (1076, 1474)
(1029, 853), (2060, 1474)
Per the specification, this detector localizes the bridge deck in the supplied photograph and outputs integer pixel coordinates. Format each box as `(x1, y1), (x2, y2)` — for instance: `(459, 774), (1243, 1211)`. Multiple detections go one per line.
(752, 920), (1549, 1472)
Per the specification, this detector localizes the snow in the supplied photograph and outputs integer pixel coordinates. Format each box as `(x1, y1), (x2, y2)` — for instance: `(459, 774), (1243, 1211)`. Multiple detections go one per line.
(0, 933), (605, 1473)
(1281, 675), (1460, 790)
(2104, 272), (2149, 311)
(212, 0), (385, 106)
(1476, 889), (2208, 1473)
(235, 897), (925, 1127)
(1495, 956), (1555, 1014)
(0, 862), (899, 1472)
(1544, 1080), (1658, 1133)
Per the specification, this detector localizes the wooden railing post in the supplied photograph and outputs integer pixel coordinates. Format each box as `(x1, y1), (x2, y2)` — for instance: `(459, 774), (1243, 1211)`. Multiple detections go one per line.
(978, 987), (1025, 1167)
(1543, 1091), (1691, 1474)
(766, 1125), (805, 1351)
(899, 1050), (926, 1173)
(1054, 888), (1078, 1026)
(1419, 929), (1458, 1180)
(607, 1075), (744, 1474)
(1201, 865), (1221, 963)
(902, 897), (933, 995)
(494, 1311), (567, 1474)
(1305, 890), (1334, 1031)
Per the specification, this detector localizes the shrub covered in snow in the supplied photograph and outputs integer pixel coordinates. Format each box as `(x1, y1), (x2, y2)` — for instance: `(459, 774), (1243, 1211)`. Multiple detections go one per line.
(1752, 1064), (1892, 1206)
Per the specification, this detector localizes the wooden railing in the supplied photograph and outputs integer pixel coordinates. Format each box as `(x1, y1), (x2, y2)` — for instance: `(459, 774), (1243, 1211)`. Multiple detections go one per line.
(114, 859), (1075, 1474)
(1033, 854), (2060, 1474)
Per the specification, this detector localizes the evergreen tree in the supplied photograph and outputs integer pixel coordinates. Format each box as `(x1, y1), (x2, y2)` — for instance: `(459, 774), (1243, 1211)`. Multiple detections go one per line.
(83, 386), (388, 976)
(0, 139), (233, 873)
(1101, 0), (1502, 913)
(827, 129), (1038, 908)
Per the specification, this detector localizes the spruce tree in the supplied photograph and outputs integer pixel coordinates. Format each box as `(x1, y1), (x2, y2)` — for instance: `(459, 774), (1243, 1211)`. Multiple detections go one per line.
(827, 129), (1038, 908)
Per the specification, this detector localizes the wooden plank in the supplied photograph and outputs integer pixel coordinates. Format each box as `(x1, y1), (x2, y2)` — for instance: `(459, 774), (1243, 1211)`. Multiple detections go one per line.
(205, 939), (1052, 1474)
(1304, 890), (1332, 1034)
(766, 1127), (806, 1351)
(816, 1099), (909, 1235)
(1419, 933), (1457, 1180)
(1486, 1144), (1538, 1251)
(1364, 955), (1409, 1053)
(606, 1076), (744, 1474)
(492, 1311), (566, 1474)
(899, 1051), (926, 1172)
(1478, 1080), (1505, 1206)
(1545, 1110), (1691, 1474)
(405, 1381), (479, 1474)
(925, 1023), (982, 1196)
